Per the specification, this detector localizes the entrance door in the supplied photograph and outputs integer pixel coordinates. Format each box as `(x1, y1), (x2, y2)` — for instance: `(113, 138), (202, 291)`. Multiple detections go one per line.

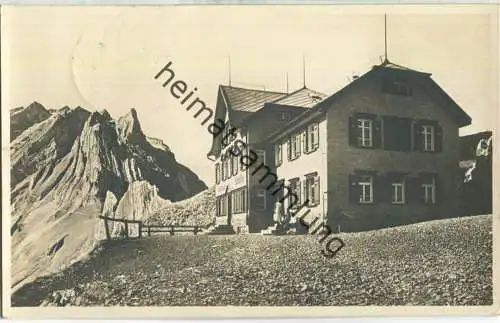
(227, 193), (232, 225)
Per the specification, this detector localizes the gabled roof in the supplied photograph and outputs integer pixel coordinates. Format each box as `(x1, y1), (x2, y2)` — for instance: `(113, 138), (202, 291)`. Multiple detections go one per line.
(220, 85), (287, 113)
(373, 59), (431, 75)
(267, 59), (472, 142)
(271, 87), (328, 108)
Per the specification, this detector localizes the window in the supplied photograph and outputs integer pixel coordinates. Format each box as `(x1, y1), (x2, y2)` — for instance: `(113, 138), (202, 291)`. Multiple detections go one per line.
(232, 188), (247, 213)
(255, 150), (266, 165)
(414, 122), (441, 153)
(391, 181), (405, 204)
(382, 78), (413, 96)
(289, 178), (301, 207)
(305, 173), (320, 206)
(227, 157), (232, 179)
(279, 112), (291, 121)
(305, 123), (319, 153)
(221, 159), (226, 181)
(359, 175), (373, 204)
(275, 143), (283, 167)
(221, 123), (237, 148)
(357, 119), (373, 148)
(288, 133), (301, 160)
(421, 125), (435, 152)
(231, 155), (238, 176)
(215, 163), (221, 184)
(422, 177), (436, 204)
(253, 189), (266, 210)
(349, 114), (381, 149)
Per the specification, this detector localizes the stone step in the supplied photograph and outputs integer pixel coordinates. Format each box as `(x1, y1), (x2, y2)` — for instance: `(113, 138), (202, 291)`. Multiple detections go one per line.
(204, 224), (235, 235)
(260, 224), (279, 235)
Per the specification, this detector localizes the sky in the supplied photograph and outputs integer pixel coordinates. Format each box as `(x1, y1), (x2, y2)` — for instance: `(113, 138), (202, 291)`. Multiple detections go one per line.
(2, 5), (497, 186)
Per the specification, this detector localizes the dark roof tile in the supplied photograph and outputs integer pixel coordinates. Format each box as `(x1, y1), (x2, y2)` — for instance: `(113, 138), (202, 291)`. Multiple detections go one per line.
(220, 85), (287, 113)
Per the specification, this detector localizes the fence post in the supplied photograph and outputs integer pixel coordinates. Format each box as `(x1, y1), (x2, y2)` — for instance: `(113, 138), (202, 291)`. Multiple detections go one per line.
(139, 222), (142, 239)
(148, 226), (151, 236)
(170, 226), (174, 236)
(125, 222), (129, 239)
(194, 226), (198, 235)
(104, 218), (111, 241)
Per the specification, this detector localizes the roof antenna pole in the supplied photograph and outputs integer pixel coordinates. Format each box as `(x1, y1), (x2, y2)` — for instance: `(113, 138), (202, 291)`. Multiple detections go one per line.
(302, 55), (306, 88)
(228, 56), (232, 87)
(286, 72), (289, 94)
(384, 14), (388, 63)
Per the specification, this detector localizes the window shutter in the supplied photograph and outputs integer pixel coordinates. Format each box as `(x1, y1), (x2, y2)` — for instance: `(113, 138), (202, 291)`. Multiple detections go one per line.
(314, 176), (320, 205)
(297, 180), (302, 204)
(435, 124), (443, 153)
(349, 174), (359, 204)
(287, 138), (291, 160)
(373, 174), (381, 204)
(379, 174), (391, 204)
(303, 130), (308, 153)
(313, 124), (320, 150)
(413, 122), (422, 152)
(418, 176), (426, 204)
(373, 119), (382, 149)
(406, 176), (419, 204)
(349, 117), (358, 146)
(297, 134), (302, 157)
(435, 175), (442, 205)
(299, 179), (305, 205)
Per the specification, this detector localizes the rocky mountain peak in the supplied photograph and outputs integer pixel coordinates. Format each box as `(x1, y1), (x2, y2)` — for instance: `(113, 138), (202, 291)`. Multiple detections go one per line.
(10, 101), (52, 141)
(117, 108), (145, 144)
(86, 110), (112, 127)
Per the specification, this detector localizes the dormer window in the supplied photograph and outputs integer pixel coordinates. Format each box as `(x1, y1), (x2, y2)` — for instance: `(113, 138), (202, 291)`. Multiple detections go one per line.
(279, 112), (291, 121)
(382, 78), (412, 96)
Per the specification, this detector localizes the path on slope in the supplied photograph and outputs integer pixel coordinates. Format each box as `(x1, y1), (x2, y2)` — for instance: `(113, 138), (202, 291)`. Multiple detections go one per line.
(12, 215), (492, 306)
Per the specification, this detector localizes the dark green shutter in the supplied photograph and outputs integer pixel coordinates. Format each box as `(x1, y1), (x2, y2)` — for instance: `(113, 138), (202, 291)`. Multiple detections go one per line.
(435, 124), (443, 153)
(435, 175), (442, 205)
(413, 122), (422, 152)
(349, 174), (359, 204)
(380, 174), (392, 204)
(287, 138), (291, 160)
(349, 117), (358, 147)
(314, 176), (320, 206)
(297, 134), (302, 158)
(313, 124), (320, 150)
(303, 130), (308, 153)
(297, 180), (302, 204)
(407, 176), (421, 204)
(373, 119), (382, 149)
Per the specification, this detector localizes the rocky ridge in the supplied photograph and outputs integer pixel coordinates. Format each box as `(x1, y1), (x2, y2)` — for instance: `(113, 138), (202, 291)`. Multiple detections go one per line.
(10, 103), (207, 292)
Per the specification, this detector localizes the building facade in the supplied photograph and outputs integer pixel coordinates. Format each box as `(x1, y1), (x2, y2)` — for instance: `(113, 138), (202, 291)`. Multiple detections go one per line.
(208, 60), (472, 233)
(208, 85), (327, 233)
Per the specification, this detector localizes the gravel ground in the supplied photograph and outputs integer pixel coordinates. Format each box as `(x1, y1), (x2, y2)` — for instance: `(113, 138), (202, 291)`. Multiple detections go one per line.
(12, 214), (492, 306)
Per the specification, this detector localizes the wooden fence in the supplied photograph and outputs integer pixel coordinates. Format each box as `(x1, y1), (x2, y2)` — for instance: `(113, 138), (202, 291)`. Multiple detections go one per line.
(99, 216), (212, 241)
(142, 225), (203, 236)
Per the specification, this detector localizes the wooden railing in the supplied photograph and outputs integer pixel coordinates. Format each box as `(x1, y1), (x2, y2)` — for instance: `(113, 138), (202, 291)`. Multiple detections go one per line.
(99, 216), (144, 240)
(141, 225), (203, 236)
(99, 216), (214, 240)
